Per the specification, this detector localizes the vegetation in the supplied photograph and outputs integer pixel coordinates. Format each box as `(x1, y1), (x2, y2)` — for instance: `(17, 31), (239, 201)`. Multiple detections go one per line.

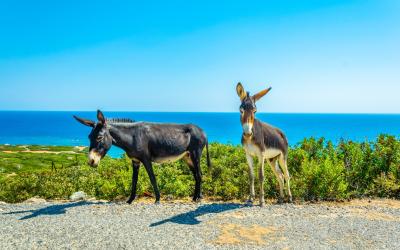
(0, 135), (399, 203)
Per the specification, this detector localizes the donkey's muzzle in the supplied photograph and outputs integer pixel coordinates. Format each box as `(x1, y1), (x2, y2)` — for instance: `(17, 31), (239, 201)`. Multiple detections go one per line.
(88, 159), (97, 167)
(242, 123), (253, 136)
(243, 132), (253, 137)
(88, 150), (101, 167)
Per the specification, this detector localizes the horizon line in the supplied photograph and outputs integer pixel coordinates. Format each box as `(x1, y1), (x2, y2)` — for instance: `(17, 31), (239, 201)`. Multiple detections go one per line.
(0, 110), (400, 115)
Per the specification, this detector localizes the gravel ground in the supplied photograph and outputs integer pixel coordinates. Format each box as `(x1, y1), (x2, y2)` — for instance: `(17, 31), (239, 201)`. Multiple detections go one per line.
(1, 199), (400, 249)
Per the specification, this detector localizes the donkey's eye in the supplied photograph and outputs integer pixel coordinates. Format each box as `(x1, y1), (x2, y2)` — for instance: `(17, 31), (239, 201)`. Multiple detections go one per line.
(240, 108), (244, 114)
(253, 110), (257, 113)
(97, 136), (104, 142)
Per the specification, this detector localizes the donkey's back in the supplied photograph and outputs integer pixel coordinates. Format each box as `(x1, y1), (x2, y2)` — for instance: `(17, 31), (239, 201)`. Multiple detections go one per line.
(132, 122), (208, 162)
(140, 122), (207, 144)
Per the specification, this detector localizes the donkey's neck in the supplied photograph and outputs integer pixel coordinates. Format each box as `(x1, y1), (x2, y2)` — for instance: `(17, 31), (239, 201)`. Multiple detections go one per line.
(108, 125), (133, 153)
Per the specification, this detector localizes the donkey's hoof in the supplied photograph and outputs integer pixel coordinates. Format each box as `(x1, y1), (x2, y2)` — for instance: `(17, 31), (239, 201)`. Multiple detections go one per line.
(154, 200), (161, 205)
(127, 198), (135, 204)
(193, 197), (202, 203)
(245, 200), (254, 206)
(288, 197), (293, 203)
(260, 202), (266, 207)
(277, 198), (284, 204)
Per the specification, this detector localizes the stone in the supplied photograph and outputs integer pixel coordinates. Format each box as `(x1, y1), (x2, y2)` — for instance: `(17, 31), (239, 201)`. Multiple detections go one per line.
(70, 191), (87, 201)
(25, 197), (47, 203)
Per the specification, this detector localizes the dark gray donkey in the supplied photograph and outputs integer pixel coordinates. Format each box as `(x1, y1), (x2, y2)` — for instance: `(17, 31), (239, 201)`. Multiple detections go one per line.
(236, 83), (292, 206)
(74, 110), (210, 203)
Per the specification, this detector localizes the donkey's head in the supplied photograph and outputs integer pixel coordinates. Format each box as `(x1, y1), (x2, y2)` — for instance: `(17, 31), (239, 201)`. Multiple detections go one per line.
(73, 110), (113, 167)
(236, 82), (272, 137)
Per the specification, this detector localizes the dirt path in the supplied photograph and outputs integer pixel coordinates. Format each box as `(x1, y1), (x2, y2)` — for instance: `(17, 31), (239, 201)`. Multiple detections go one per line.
(1, 146), (86, 155)
(1, 199), (399, 249)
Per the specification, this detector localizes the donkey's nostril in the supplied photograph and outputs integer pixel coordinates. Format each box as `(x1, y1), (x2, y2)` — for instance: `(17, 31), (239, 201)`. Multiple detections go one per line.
(89, 159), (94, 166)
(244, 132), (253, 137)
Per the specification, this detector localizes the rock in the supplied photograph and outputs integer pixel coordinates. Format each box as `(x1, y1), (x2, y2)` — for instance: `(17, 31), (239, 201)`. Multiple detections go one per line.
(70, 191), (87, 201)
(25, 197), (47, 203)
(0, 201), (7, 205)
(86, 197), (108, 203)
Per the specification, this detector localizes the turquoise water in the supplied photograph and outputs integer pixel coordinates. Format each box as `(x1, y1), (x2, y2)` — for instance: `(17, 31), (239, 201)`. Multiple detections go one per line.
(0, 111), (399, 157)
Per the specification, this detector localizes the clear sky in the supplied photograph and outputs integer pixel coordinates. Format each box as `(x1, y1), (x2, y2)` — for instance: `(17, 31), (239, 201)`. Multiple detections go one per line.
(0, 0), (399, 113)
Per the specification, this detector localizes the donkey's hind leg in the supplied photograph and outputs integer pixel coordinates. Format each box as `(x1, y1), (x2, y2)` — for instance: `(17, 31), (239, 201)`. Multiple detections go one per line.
(278, 154), (292, 203)
(267, 157), (285, 203)
(184, 152), (201, 202)
(188, 150), (203, 202)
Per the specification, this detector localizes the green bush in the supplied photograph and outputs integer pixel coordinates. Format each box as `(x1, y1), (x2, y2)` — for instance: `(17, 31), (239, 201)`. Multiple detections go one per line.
(0, 134), (400, 203)
(291, 157), (348, 200)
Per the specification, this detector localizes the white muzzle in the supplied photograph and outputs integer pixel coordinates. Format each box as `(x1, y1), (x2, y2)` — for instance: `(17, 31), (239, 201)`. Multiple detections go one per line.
(88, 150), (101, 167)
(242, 123), (253, 135)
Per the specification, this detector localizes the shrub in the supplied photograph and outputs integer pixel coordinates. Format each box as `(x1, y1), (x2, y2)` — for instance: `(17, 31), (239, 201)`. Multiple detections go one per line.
(291, 157), (348, 200)
(0, 135), (399, 202)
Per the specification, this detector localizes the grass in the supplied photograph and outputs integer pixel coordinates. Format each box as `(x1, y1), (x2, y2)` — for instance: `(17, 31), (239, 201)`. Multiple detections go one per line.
(0, 145), (87, 174)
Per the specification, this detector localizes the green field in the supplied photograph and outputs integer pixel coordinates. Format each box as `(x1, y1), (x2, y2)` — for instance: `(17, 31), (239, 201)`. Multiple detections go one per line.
(0, 135), (399, 203)
(0, 145), (87, 174)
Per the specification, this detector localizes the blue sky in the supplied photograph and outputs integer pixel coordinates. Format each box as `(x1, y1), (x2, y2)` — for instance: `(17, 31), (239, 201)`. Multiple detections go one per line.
(0, 0), (399, 113)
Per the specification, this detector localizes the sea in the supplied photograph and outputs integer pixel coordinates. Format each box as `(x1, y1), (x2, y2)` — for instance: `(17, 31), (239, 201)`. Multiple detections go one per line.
(0, 111), (399, 158)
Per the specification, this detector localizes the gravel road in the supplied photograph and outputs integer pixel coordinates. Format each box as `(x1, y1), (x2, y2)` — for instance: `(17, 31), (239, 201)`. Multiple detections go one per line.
(1, 199), (400, 249)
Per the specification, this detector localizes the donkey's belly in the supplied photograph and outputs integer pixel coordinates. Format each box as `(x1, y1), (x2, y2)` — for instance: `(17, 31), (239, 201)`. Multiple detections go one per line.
(244, 143), (261, 157)
(263, 148), (282, 159)
(244, 143), (281, 159)
(153, 151), (189, 164)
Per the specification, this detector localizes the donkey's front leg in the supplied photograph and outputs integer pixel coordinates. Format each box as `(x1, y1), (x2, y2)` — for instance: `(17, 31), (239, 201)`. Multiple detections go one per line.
(258, 156), (265, 207)
(127, 161), (140, 204)
(143, 159), (161, 204)
(245, 153), (255, 204)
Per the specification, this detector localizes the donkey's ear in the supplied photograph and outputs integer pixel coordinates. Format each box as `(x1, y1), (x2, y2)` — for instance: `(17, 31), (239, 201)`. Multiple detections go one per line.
(73, 116), (95, 127)
(253, 87), (272, 102)
(97, 110), (106, 124)
(236, 82), (247, 101)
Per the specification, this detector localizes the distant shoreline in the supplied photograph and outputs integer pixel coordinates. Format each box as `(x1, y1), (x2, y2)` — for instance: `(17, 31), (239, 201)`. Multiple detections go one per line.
(1, 112), (399, 159)
(1, 110), (400, 115)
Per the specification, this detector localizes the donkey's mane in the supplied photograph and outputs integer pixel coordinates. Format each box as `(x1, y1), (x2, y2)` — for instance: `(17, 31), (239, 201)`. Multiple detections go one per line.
(106, 118), (135, 124)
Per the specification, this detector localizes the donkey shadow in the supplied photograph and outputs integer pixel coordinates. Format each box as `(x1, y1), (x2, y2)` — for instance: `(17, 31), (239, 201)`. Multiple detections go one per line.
(150, 203), (243, 227)
(3, 201), (95, 220)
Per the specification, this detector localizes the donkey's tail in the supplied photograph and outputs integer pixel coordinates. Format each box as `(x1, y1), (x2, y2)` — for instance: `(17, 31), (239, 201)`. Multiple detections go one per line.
(206, 139), (211, 169)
